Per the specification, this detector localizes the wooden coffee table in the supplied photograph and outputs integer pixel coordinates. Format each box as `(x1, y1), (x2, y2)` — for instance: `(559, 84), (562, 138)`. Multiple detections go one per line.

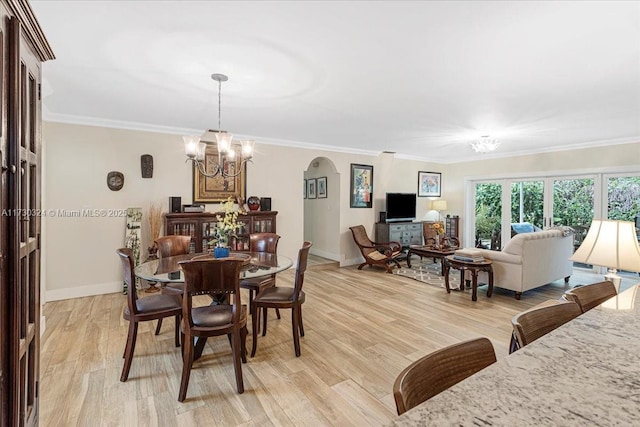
(406, 245), (457, 275)
(443, 255), (493, 301)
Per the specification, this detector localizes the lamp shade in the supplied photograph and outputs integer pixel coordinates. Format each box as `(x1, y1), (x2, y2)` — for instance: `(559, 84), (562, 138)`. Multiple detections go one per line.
(431, 200), (447, 211)
(570, 219), (640, 272)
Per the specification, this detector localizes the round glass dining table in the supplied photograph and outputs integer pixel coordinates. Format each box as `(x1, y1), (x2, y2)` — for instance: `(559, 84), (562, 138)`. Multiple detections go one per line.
(134, 251), (293, 283)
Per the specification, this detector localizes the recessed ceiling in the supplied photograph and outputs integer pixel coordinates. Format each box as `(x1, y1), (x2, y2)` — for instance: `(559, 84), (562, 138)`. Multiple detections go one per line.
(31, 1), (640, 163)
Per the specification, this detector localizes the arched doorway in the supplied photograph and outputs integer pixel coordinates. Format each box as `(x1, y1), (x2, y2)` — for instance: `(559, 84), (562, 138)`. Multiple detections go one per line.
(303, 157), (340, 261)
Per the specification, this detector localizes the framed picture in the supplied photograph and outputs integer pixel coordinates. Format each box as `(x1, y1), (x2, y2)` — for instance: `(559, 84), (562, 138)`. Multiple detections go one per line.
(193, 144), (246, 203)
(418, 171), (441, 197)
(307, 178), (317, 199)
(303, 179), (307, 199)
(350, 164), (373, 208)
(317, 176), (327, 198)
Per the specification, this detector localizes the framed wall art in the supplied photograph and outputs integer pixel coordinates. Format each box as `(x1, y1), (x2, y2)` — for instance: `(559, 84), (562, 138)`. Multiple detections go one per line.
(307, 178), (317, 199)
(350, 164), (373, 208)
(418, 171), (441, 197)
(193, 144), (246, 203)
(317, 176), (327, 198)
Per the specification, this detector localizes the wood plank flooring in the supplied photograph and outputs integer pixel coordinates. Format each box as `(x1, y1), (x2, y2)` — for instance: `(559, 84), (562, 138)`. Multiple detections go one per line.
(39, 257), (638, 426)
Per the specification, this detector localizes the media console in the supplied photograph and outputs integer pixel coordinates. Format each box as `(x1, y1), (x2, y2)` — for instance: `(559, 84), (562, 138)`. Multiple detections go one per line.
(375, 221), (423, 248)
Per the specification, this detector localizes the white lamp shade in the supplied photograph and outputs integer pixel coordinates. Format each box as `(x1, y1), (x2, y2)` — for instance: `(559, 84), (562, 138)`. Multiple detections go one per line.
(215, 132), (233, 152)
(241, 139), (255, 158)
(183, 135), (201, 158)
(570, 219), (640, 272)
(431, 200), (448, 211)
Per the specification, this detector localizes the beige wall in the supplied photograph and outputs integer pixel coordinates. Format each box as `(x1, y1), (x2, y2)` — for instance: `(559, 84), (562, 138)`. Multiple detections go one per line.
(42, 120), (640, 301)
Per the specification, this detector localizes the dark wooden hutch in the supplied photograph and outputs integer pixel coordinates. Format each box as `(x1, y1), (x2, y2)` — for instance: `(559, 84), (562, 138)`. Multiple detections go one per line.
(164, 211), (278, 253)
(0, 1), (55, 426)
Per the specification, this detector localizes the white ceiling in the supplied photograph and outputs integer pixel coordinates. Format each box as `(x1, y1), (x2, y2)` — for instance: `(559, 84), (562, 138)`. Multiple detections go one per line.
(31, 1), (640, 163)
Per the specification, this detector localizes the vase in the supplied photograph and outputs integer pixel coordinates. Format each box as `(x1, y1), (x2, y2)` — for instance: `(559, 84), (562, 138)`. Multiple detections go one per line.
(214, 246), (230, 258)
(247, 196), (260, 211)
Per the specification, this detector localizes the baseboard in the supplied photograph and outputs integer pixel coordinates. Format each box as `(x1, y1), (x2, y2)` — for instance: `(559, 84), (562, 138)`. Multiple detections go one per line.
(341, 257), (363, 267)
(45, 280), (123, 302)
(309, 247), (341, 261)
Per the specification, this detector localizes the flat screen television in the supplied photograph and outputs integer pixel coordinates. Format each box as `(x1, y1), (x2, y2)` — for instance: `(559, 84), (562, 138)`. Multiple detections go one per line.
(385, 193), (416, 222)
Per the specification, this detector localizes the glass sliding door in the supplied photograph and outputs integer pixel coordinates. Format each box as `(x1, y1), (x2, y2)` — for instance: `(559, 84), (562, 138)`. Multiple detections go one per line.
(551, 177), (595, 258)
(474, 182), (503, 250)
(510, 180), (544, 230)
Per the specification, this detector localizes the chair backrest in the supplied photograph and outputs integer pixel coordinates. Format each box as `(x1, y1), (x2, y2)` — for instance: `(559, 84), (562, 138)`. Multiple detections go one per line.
(564, 281), (617, 313)
(116, 248), (140, 315)
(511, 301), (581, 348)
(349, 225), (374, 256)
(178, 258), (245, 327)
(292, 242), (312, 301)
(249, 233), (280, 254)
(155, 235), (192, 258)
(393, 337), (496, 415)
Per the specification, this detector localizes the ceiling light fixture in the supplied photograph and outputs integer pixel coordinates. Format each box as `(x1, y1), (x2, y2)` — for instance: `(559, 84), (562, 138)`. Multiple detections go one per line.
(470, 136), (500, 154)
(183, 73), (254, 178)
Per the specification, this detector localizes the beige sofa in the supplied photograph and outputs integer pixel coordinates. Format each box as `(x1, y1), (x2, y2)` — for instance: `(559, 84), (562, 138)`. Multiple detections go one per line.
(470, 229), (574, 299)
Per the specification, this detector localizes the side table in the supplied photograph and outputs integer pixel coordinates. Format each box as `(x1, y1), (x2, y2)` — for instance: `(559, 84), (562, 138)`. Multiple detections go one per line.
(443, 255), (493, 301)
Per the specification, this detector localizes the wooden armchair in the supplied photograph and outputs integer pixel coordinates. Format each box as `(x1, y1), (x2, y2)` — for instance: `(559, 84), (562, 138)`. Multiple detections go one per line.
(349, 225), (403, 273)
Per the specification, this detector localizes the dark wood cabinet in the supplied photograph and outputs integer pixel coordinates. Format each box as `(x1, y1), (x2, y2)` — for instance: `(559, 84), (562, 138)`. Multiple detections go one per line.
(165, 211), (278, 253)
(445, 216), (460, 240)
(0, 2), (54, 426)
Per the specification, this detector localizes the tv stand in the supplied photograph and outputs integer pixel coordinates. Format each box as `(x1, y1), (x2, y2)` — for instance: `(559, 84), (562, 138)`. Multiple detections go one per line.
(376, 221), (422, 249)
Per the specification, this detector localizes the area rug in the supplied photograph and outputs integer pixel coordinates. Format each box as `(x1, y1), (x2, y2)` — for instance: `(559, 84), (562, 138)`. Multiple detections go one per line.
(394, 259), (462, 290)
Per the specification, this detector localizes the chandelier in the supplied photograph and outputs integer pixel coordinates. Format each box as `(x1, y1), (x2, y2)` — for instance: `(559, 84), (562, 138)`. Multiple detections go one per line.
(470, 136), (500, 154)
(184, 73), (254, 178)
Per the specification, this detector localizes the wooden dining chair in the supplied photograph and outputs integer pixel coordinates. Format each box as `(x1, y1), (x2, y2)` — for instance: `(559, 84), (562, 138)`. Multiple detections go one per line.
(251, 241), (312, 358)
(393, 337), (496, 415)
(116, 248), (181, 382)
(154, 235), (192, 333)
(508, 299), (562, 353)
(240, 233), (281, 323)
(177, 257), (248, 401)
(564, 281), (617, 313)
(511, 301), (581, 351)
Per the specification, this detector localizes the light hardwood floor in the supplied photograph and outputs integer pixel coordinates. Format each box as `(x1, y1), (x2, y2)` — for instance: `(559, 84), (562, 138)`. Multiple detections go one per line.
(40, 259), (638, 426)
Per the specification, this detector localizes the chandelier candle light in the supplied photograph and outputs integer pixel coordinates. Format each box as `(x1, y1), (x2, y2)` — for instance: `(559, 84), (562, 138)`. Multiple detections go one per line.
(184, 73), (254, 178)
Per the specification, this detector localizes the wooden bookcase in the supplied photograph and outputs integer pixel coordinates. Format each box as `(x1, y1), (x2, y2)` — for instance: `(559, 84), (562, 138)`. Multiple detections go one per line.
(164, 211), (278, 253)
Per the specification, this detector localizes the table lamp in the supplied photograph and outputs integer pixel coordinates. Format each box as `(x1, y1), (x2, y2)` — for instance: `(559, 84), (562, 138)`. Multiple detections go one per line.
(431, 200), (447, 222)
(570, 219), (640, 291)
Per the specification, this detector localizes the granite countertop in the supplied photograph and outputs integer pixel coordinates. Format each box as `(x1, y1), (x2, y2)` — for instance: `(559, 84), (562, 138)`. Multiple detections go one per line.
(391, 284), (640, 426)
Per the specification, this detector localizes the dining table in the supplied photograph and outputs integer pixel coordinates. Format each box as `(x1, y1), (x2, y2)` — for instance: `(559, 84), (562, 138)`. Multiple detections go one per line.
(134, 251), (293, 284)
(391, 282), (640, 426)
(135, 251), (293, 359)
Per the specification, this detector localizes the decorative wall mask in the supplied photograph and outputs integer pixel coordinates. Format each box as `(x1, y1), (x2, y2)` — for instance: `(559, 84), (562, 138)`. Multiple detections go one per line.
(107, 171), (124, 191)
(141, 154), (153, 178)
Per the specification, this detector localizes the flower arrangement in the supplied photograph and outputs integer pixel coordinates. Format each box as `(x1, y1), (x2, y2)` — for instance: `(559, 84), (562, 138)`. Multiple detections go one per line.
(433, 222), (445, 235)
(209, 197), (241, 248)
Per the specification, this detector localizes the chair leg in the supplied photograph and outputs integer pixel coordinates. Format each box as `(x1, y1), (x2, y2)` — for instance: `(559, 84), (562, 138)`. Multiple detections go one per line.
(174, 315), (181, 347)
(178, 335), (194, 402)
(231, 330), (245, 394)
(298, 305), (305, 337)
(251, 303), (259, 357)
(155, 318), (163, 335)
(291, 306), (301, 357)
(262, 306), (268, 337)
(120, 321), (138, 382)
(241, 325), (248, 363)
